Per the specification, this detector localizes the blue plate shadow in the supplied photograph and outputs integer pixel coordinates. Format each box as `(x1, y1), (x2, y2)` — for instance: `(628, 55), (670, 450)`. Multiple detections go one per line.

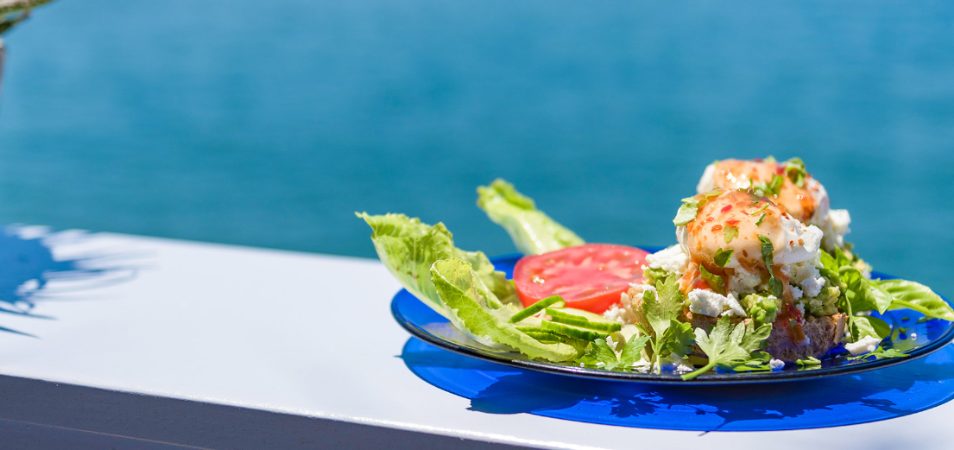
(401, 337), (954, 431)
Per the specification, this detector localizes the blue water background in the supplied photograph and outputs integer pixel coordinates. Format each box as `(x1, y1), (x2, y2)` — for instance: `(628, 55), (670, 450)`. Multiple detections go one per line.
(0, 1), (952, 294)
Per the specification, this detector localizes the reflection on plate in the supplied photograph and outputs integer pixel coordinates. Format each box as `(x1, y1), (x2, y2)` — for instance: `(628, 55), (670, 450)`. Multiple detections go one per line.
(391, 254), (954, 385)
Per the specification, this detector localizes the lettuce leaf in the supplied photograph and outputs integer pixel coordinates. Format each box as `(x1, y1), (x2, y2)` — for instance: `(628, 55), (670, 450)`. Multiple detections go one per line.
(477, 179), (584, 255)
(357, 212), (517, 320)
(878, 279), (954, 322)
(430, 258), (578, 361)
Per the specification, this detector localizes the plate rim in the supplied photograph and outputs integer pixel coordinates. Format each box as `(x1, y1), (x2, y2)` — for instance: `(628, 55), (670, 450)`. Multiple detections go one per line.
(391, 254), (954, 385)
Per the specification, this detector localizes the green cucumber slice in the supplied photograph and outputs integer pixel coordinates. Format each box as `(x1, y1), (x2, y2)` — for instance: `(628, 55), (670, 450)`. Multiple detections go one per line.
(509, 295), (565, 323)
(541, 320), (611, 341)
(546, 307), (622, 332)
(520, 328), (565, 343)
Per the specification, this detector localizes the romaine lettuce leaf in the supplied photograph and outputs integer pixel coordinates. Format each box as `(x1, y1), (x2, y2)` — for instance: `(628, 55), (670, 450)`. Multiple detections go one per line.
(477, 179), (584, 255)
(357, 212), (517, 320)
(430, 258), (578, 361)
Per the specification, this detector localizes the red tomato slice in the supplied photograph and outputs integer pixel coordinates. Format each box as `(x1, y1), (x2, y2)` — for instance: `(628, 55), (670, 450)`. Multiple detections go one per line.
(513, 243), (649, 314)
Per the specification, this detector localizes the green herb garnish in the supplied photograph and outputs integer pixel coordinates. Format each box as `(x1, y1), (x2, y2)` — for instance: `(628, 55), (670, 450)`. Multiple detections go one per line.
(714, 248), (734, 267)
(641, 274), (694, 372)
(724, 225), (738, 244)
(681, 318), (773, 380)
(699, 264), (726, 294)
(758, 235), (784, 298)
(784, 157), (807, 187)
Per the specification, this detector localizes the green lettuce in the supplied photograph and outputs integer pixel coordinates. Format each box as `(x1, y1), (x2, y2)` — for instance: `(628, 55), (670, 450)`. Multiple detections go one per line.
(477, 179), (584, 255)
(430, 258), (578, 361)
(818, 247), (952, 340)
(878, 279), (954, 321)
(356, 212), (517, 320)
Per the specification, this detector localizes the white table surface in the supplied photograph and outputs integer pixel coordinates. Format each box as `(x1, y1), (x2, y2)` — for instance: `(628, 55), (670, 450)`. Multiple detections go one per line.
(0, 229), (951, 449)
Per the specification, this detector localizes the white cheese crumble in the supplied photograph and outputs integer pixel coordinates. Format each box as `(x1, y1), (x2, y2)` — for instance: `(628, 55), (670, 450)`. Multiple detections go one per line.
(800, 273), (826, 298)
(769, 358), (785, 370)
(674, 363), (695, 374)
(632, 359), (652, 373)
(669, 354), (695, 374)
(781, 259), (826, 298)
(845, 336), (882, 355)
(728, 265), (763, 294)
(723, 294), (747, 317)
(818, 208), (851, 250)
(688, 289), (746, 318)
(620, 283), (655, 308)
(790, 285), (804, 300)
(775, 214), (824, 265)
(603, 304), (625, 323)
(645, 244), (688, 274)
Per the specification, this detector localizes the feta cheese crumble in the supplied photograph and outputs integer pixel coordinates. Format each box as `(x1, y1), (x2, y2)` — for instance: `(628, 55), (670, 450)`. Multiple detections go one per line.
(688, 289), (746, 318)
(775, 214), (824, 265)
(844, 336), (882, 356)
(645, 244), (688, 274)
(769, 358), (785, 370)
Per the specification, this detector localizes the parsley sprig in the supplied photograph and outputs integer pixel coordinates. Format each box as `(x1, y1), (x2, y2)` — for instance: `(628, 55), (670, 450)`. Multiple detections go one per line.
(681, 317), (773, 380)
(641, 274), (694, 373)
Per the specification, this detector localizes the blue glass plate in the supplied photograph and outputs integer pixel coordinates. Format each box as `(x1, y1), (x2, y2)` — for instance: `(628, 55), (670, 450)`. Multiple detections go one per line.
(391, 253), (954, 385)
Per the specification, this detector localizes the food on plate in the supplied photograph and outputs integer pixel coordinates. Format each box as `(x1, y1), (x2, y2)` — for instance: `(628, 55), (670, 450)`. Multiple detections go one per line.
(359, 158), (953, 380)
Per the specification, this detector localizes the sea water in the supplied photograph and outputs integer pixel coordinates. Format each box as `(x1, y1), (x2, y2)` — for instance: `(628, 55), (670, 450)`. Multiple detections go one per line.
(0, 0), (951, 293)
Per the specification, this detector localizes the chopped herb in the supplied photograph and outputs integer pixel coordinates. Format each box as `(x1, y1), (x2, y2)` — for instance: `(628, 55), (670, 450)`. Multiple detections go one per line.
(699, 264), (726, 293)
(755, 213), (766, 226)
(758, 235), (774, 268)
(673, 190), (723, 226)
(714, 248), (734, 267)
(724, 225), (738, 244)
(767, 174), (783, 195)
(784, 158), (807, 187)
(673, 197), (699, 226)
(758, 235), (784, 297)
(750, 203), (769, 216)
(750, 174), (783, 198)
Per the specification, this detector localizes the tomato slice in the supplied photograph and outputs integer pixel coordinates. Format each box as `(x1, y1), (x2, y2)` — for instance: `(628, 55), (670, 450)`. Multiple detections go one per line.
(513, 243), (649, 314)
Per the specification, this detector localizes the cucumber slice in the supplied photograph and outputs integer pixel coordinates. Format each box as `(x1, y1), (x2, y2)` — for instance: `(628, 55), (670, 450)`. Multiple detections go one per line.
(541, 320), (611, 341)
(520, 328), (565, 343)
(509, 295), (565, 323)
(546, 307), (622, 332)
